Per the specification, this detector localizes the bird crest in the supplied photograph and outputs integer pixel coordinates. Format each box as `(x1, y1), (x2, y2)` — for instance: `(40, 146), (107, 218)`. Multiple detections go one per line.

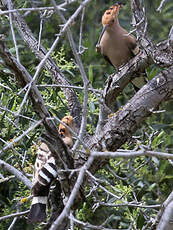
(102, 3), (123, 25)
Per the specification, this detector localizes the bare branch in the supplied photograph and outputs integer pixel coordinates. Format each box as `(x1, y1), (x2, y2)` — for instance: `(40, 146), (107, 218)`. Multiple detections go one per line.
(49, 156), (94, 230)
(155, 191), (173, 228)
(91, 150), (173, 160)
(168, 26), (173, 48)
(156, 200), (173, 230)
(0, 0), (78, 16)
(1, 0), (82, 128)
(78, 7), (87, 54)
(0, 160), (32, 188)
(37, 84), (102, 94)
(51, 0), (90, 150)
(0, 175), (15, 183)
(157, 0), (169, 12)
(32, 0), (91, 85)
(0, 210), (29, 221)
(0, 119), (42, 157)
(69, 213), (118, 230)
(97, 201), (161, 209)
(7, 0), (20, 63)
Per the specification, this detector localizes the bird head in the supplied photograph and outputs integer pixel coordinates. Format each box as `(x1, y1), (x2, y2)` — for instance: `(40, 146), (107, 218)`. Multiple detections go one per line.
(96, 3), (124, 50)
(102, 3), (124, 26)
(58, 116), (73, 138)
(58, 116), (73, 148)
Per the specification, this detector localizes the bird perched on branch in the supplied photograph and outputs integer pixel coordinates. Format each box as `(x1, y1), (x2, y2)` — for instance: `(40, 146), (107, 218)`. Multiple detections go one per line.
(28, 115), (73, 223)
(96, 3), (147, 90)
(58, 115), (73, 148)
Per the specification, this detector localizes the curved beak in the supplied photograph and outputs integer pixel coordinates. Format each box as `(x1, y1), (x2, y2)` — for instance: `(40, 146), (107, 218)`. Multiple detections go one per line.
(96, 25), (108, 48)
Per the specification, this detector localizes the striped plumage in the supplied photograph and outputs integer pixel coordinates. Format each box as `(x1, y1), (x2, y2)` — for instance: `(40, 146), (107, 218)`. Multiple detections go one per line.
(28, 116), (73, 223)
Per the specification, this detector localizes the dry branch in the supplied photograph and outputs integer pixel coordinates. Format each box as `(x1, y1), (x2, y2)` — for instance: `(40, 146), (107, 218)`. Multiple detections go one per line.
(1, 0), (173, 229)
(0, 210), (30, 221)
(0, 39), (77, 230)
(1, 0), (82, 130)
(0, 159), (32, 188)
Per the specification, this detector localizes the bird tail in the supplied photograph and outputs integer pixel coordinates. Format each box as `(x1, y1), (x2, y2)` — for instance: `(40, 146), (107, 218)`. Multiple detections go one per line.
(28, 196), (47, 223)
(28, 156), (58, 223)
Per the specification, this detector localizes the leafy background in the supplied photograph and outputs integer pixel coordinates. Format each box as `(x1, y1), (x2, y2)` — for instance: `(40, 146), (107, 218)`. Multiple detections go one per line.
(0, 0), (173, 229)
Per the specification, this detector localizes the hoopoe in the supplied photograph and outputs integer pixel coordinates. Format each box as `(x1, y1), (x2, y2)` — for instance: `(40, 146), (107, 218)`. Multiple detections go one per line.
(28, 116), (73, 223)
(96, 3), (147, 90)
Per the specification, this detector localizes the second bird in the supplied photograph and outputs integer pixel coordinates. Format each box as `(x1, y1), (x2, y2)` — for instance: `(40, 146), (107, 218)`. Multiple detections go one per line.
(96, 3), (147, 90)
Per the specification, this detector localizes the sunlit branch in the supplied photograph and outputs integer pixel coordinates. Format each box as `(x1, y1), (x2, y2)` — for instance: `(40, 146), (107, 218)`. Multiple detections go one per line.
(91, 150), (173, 160)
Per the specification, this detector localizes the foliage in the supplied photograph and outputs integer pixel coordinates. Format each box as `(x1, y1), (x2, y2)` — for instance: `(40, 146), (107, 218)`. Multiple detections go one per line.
(0, 0), (173, 229)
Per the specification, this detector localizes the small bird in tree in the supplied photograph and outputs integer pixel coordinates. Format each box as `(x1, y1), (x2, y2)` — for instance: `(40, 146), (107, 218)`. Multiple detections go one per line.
(28, 116), (73, 223)
(58, 115), (73, 148)
(96, 3), (147, 90)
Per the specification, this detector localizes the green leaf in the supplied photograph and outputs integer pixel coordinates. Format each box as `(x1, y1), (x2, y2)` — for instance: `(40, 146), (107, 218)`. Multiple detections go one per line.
(88, 65), (93, 83)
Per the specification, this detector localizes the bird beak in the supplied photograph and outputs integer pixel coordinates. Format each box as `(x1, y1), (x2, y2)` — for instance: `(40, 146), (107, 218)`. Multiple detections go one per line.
(96, 25), (107, 49)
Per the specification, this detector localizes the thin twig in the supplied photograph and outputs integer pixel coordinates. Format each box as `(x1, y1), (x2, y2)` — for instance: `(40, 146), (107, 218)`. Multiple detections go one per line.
(7, 0), (20, 63)
(0, 107), (37, 122)
(8, 216), (18, 230)
(38, 16), (44, 51)
(157, 0), (168, 12)
(51, 0), (91, 151)
(91, 150), (173, 159)
(37, 84), (102, 94)
(0, 210), (30, 221)
(0, 0), (78, 16)
(0, 119), (42, 157)
(0, 159), (32, 188)
(98, 201), (161, 209)
(31, 0), (92, 86)
(78, 7), (87, 54)
(49, 156), (94, 230)
(15, 83), (31, 116)
(69, 213), (121, 230)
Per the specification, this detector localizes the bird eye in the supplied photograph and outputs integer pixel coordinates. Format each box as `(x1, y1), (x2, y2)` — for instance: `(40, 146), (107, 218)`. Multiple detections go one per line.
(60, 128), (65, 133)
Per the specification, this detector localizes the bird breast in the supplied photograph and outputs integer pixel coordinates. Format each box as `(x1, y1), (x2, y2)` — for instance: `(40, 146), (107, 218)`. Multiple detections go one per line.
(100, 28), (133, 68)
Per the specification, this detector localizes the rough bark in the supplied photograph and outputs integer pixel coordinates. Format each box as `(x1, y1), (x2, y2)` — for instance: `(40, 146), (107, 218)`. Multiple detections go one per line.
(156, 200), (173, 230)
(1, 0), (173, 229)
(1, 0), (82, 131)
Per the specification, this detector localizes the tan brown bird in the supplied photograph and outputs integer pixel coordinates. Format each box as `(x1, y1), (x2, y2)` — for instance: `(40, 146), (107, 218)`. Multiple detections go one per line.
(96, 3), (147, 90)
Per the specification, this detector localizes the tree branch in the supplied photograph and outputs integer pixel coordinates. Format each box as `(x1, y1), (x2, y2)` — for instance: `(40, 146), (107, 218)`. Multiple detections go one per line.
(0, 210), (29, 221)
(1, 0), (82, 130)
(0, 159), (32, 188)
